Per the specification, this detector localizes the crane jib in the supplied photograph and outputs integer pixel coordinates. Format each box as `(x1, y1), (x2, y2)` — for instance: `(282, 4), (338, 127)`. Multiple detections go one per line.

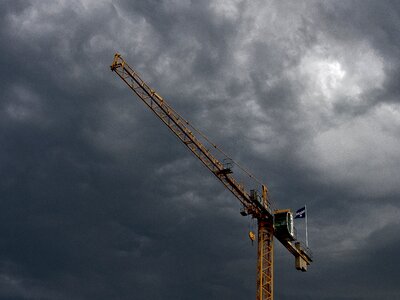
(111, 54), (265, 215)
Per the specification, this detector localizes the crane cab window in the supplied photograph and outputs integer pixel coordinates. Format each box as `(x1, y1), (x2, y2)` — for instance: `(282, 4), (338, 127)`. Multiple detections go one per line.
(274, 210), (295, 241)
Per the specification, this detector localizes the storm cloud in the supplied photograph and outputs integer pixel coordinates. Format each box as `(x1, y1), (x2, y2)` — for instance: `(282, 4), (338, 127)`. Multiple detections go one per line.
(1, 1), (400, 299)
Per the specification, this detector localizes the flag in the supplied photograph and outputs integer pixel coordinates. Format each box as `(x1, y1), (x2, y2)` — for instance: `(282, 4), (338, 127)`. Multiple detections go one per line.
(295, 206), (306, 219)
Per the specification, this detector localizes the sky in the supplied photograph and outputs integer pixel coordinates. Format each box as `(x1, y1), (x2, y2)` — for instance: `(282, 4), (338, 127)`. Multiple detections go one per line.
(1, 0), (400, 299)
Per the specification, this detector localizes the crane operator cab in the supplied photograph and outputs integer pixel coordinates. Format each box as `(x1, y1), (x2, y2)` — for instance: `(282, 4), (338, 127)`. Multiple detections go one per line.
(273, 209), (296, 241)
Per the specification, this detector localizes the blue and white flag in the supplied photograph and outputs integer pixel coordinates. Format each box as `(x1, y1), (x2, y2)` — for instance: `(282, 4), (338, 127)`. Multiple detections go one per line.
(295, 206), (306, 219)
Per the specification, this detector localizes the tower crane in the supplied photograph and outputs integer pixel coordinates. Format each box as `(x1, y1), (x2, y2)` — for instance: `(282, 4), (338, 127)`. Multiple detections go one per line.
(110, 53), (313, 300)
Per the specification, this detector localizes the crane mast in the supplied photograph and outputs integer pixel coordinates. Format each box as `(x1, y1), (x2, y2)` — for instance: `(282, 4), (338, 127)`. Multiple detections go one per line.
(110, 53), (312, 300)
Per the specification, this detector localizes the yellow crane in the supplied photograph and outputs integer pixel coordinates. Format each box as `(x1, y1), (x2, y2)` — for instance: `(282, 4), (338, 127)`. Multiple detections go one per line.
(110, 53), (312, 300)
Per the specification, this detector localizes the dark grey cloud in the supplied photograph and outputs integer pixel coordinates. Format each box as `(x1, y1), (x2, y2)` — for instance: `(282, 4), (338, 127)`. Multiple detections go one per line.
(1, 1), (400, 299)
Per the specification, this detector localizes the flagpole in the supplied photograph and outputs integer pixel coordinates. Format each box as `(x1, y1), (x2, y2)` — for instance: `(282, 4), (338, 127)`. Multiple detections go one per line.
(305, 205), (308, 247)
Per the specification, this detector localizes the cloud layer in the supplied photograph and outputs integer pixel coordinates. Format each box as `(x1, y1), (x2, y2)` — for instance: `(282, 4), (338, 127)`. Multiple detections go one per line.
(1, 1), (400, 299)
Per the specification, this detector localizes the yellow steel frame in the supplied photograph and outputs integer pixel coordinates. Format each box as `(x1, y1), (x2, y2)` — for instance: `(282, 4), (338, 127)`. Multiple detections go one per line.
(110, 53), (312, 300)
(257, 220), (274, 300)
